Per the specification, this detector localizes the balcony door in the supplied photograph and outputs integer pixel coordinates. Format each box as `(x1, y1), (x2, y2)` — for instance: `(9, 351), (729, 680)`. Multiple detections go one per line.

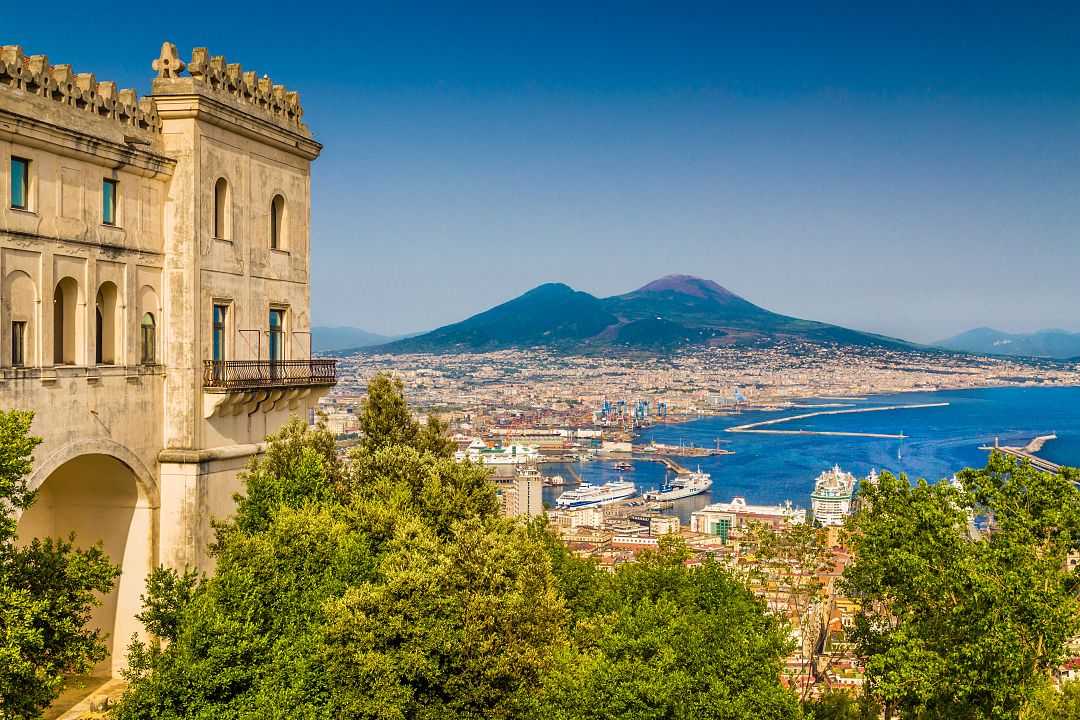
(268, 308), (285, 380)
(212, 303), (228, 383)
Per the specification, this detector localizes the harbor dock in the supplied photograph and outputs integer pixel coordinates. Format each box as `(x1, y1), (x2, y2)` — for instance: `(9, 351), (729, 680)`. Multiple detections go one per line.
(726, 402), (950, 439)
(980, 434), (1064, 475)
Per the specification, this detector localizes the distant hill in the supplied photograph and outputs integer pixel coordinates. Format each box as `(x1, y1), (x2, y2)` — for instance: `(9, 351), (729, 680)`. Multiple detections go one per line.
(371, 274), (916, 354)
(312, 326), (397, 353)
(935, 327), (1080, 360)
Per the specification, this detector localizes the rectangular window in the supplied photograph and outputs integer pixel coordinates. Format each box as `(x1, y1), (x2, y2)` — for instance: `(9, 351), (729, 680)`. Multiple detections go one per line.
(102, 178), (117, 225)
(11, 157), (28, 210)
(212, 304), (228, 362)
(11, 321), (25, 367)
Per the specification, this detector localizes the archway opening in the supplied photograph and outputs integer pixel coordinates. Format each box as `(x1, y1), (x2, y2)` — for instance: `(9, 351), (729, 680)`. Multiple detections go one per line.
(53, 277), (79, 365)
(270, 194), (285, 250)
(95, 282), (119, 365)
(16, 453), (154, 677)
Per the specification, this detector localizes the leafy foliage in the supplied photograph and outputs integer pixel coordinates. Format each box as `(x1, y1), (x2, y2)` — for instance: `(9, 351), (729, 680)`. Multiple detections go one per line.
(0, 410), (119, 720)
(115, 380), (801, 719)
(115, 393), (557, 719)
(843, 454), (1080, 719)
(802, 690), (881, 720)
(357, 372), (455, 458)
(533, 535), (802, 720)
(1023, 681), (1080, 720)
(749, 522), (836, 700)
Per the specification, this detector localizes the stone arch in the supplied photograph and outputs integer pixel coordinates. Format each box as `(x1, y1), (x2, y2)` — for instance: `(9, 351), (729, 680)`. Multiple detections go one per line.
(4, 270), (37, 366)
(95, 280), (120, 365)
(17, 443), (158, 677)
(26, 437), (158, 506)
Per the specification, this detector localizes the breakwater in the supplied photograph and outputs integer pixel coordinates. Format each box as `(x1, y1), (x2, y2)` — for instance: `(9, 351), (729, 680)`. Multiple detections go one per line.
(726, 402), (951, 439)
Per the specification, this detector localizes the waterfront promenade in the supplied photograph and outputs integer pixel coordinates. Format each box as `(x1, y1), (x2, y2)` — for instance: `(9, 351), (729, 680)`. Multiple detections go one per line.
(726, 402), (951, 439)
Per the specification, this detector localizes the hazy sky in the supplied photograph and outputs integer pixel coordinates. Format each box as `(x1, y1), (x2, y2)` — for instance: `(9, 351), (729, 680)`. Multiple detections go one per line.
(7, 2), (1080, 343)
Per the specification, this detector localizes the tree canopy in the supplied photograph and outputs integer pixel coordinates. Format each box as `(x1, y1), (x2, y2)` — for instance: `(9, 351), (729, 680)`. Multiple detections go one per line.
(115, 379), (800, 719)
(0, 410), (119, 720)
(842, 455), (1080, 719)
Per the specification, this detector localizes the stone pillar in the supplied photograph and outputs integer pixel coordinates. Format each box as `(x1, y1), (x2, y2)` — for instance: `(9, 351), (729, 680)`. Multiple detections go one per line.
(157, 459), (203, 571)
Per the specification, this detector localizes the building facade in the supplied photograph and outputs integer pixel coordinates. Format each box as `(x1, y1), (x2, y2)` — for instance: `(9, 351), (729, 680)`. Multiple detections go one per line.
(1, 42), (335, 676)
(691, 497), (807, 542)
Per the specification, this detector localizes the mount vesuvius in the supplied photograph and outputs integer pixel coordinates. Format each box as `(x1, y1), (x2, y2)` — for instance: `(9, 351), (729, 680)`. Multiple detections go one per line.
(369, 275), (915, 354)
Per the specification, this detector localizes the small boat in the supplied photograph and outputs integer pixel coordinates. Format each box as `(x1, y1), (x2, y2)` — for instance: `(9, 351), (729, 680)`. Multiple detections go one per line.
(613, 461), (633, 472)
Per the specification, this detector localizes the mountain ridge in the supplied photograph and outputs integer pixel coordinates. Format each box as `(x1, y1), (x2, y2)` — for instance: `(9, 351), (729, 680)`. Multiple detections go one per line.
(935, 327), (1080, 360)
(367, 274), (917, 354)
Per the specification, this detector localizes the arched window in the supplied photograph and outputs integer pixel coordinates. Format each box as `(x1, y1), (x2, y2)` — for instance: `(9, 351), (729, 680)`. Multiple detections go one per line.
(138, 285), (160, 366)
(95, 282), (119, 365)
(53, 277), (79, 365)
(140, 313), (156, 364)
(213, 177), (230, 240)
(270, 194), (285, 250)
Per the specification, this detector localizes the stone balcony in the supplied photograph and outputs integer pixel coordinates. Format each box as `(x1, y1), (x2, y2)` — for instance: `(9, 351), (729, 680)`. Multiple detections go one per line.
(201, 359), (336, 418)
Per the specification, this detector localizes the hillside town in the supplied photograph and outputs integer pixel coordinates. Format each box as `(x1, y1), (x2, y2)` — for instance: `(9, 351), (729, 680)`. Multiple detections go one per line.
(316, 346), (1080, 698)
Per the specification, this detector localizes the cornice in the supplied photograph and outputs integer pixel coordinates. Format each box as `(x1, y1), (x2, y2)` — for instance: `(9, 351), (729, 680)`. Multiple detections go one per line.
(0, 103), (175, 178)
(152, 92), (322, 161)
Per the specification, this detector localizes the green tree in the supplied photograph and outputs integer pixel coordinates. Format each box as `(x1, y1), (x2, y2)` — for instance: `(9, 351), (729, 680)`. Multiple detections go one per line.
(1023, 681), (1080, 719)
(116, 384), (558, 720)
(0, 410), (119, 720)
(535, 535), (802, 720)
(842, 455), (1080, 719)
(357, 372), (455, 458)
(750, 522), (836, 701)
(802, 690), (881, 720)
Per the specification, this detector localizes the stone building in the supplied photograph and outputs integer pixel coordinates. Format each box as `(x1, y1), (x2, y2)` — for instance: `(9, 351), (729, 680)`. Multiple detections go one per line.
(0, 42), (335, 676)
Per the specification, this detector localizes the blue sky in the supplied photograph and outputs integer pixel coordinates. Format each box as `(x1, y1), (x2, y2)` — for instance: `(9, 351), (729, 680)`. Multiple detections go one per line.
(6, 2), (1080, 342)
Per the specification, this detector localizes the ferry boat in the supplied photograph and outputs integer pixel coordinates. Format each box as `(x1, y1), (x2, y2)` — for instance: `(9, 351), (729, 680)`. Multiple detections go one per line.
(810, 465), (856, 526)
(556, 480), (636, 509)
(644, 469), (712, 502)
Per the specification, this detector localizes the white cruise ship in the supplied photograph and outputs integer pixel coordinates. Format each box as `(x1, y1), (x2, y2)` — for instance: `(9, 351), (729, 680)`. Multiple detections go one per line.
(556, 480), (636, 509)
(644, 469), (712, 502)
(455, 438), (540, 466)
(810, 465), (856, 526)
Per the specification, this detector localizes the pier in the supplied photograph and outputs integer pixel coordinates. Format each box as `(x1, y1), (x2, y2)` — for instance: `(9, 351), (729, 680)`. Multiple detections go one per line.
(980, 435), (1063, 475)
(726, 402), (950, 439)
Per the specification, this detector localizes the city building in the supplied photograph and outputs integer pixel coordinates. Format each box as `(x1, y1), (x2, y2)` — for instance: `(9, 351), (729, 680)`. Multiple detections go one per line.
(649, 515), (680, 536)
(691, 497), (806, 542)
(495, 465), (544, 519)
(1, 42), (335, 675)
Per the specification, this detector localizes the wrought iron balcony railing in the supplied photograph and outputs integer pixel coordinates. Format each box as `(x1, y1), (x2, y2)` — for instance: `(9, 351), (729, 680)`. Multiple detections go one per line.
(203, 359), (337, 391)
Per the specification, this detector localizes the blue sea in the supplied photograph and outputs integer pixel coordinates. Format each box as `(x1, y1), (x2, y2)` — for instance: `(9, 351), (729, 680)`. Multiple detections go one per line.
(543, 386), (1080, 521)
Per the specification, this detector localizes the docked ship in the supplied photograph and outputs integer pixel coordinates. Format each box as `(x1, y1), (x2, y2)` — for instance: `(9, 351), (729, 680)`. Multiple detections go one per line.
(810, 465), (856, 526)
(455, 438), (540, 466)
(644, 469), (712, 502)
(556, 480), (637, 509)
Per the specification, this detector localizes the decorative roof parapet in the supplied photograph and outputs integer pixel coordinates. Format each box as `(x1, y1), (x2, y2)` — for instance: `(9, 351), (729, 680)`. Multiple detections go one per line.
(0, 45), (161, 133)
(152, 42), (307, 135)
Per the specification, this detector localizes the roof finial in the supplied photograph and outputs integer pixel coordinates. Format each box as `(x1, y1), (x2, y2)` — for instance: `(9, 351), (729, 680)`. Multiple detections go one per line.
(152, 41), (185, 79)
